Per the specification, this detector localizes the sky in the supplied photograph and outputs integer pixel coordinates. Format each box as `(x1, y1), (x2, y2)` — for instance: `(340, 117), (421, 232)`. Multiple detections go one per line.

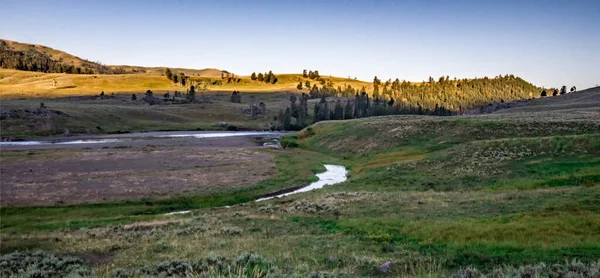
(1, 0), (599, 89)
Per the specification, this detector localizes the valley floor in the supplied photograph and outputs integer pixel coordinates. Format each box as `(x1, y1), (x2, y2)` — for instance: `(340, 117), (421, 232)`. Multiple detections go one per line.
(0, 90), (599, 277)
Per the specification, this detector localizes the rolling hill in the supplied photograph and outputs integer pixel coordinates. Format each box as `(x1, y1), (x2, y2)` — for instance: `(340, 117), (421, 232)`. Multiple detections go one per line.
(1, 39), (547, 113)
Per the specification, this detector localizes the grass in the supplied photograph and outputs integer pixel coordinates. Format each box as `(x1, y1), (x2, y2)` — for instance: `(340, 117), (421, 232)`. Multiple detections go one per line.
(1, 98), (599, 276)
(0, 148), (338, 234)
(0, 92), (291, 137)
(0, 69), (372, 99)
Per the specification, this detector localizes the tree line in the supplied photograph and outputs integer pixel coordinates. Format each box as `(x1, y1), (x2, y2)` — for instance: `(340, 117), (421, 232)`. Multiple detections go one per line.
(164, 68), (189, 86)
(302, 69), (321, 80)
(0, 41), (125, 74)
(250, 70), (278, 84)
(300, 74), (542, 113)
(278, 92), (455, 130)
(541, 86), (576, 97)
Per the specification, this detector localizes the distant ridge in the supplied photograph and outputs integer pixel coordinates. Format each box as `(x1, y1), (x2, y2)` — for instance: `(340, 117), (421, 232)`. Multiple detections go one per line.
(0, 39), (229, 76)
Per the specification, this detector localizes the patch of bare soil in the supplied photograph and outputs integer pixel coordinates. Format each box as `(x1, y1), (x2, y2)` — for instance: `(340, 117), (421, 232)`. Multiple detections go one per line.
(0, 146), (275, 206)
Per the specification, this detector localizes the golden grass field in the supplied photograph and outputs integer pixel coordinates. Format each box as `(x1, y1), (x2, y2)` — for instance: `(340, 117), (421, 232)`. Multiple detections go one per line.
(0, 69), (373, 99)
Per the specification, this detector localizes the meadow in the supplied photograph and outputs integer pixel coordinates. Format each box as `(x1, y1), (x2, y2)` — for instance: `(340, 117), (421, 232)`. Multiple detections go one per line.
(1, 88), (598, 277)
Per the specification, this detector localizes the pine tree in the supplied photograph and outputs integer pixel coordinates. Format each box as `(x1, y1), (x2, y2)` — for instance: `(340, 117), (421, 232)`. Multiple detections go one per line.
(284, 108), (292, 129)
(180, 73), (186, 86)
(373, 83), (380, 98)
(305, 81), (310, 89)
(541, 90), (547, 97)
(302, 69), (308, 78)
(388, 97), (395, 106)
(188, 85), (196, 102)
(296, 82), (302, 90)
(344, 100), (353, 119)
(251, 72), (257, 80)
(165, 68), (173, 80)
(334, 99), (344, 120)
(290, 95), (299, 117)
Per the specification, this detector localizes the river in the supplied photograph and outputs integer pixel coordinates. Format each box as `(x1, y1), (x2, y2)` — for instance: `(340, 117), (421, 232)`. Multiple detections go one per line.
(0, 131), (286, 150)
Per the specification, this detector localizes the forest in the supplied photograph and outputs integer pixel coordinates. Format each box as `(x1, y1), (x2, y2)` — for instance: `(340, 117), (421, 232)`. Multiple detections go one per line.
(306, 74), (543, 112)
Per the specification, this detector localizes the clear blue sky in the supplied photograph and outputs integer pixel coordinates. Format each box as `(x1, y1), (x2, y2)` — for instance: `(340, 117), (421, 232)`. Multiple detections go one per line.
(1, 0), (599, 89)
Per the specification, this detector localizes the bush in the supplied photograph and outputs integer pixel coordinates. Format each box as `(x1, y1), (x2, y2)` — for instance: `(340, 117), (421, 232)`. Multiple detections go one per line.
(111, 253), (275, 277)
(0, 251), (92, 277)
(451, 260), (600, 278)
(281, 138), (299, 148)
(220, 226), (244, 236)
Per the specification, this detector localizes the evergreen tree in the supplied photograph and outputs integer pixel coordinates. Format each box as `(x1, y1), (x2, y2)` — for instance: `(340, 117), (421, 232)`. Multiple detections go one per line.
(553, 89), (559, 96)
(165, 68), (173, 80)
(373, 83), (380, 98)
(257, 72), (264, 82)
(180, 73), (186, 86)
(284, 108), (292, 129)
(344, 100), (353, 119)
(541, 90), (547, 97)
(334, 99), (344, 120)
(296, 82), (302, 90)
(560, 85), (567, 95)
(187, 85), (196, 102)
(230, 91), (242, 103)
(278, 109), (285, 128)
(251, 72), (257, 80)
(302, 69), (308, 78)
(290, 95), (299, 117)
(173, 74), (179, 83)
(298, 93), (308, 126)
(305, 80), (311, 89)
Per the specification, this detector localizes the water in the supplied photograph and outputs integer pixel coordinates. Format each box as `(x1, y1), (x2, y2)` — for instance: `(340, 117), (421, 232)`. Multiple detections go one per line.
(0, 131), (283, 146)
(0, 139), (124, 146)
(164, 164), (348, 215)
(156, 131), (283, 139)
(256, 164), (348, 201)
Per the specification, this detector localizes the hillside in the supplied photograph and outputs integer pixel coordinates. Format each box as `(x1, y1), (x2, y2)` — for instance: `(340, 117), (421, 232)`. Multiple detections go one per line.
(0, 39), (229, 76)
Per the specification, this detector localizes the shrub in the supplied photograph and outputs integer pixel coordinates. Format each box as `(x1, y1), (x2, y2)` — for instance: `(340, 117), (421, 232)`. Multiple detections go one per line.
(281, 138), (299, 148)
(0, 251), (92, 277)
(220, 226), (243, 236)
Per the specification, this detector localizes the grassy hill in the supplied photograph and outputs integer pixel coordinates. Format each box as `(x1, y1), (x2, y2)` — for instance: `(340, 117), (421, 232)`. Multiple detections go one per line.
(1, 39), (546, 112)
(0, 68), (373, 99)
(1, 39), (230, 76)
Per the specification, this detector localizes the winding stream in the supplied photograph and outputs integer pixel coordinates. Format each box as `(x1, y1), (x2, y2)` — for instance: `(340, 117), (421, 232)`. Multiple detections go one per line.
(256, 164), (348, 201)
(164, 164), (348, 215)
